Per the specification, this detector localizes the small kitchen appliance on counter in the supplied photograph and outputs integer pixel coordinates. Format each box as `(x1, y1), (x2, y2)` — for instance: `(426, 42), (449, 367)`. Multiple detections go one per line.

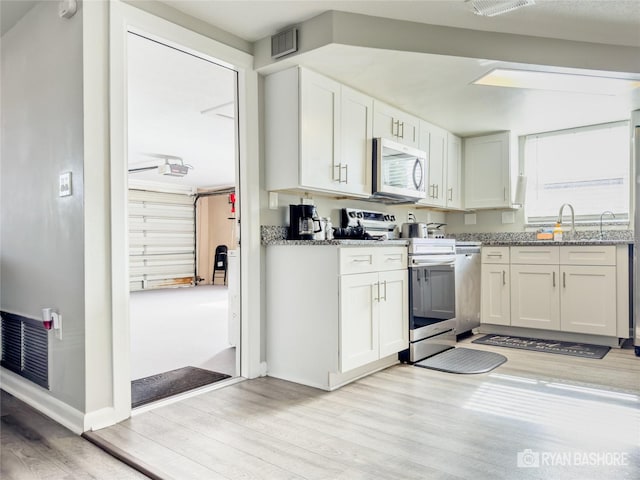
(340, 208), (398, 240)
(289, 204), (321, 240)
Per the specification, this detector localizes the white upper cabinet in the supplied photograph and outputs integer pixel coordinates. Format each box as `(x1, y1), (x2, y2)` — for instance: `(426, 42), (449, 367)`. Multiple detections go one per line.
(373, 100), (420, 148)
(265, 67), (372, 198)
(340, 85), (373, 196)
(299, 69), (341, 192)
(445, 133), (462, 209)
(464, 131), (513, 209)
(417, 121), (446, 208)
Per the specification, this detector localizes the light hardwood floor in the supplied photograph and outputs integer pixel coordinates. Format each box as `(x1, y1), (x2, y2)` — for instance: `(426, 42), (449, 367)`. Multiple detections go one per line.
(86, 336), (640, 480)
(0, 391), (149, 480)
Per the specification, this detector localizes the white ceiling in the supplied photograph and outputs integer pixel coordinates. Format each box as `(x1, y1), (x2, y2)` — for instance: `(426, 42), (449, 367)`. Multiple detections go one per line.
(126, 33), (237, 189)
(161, 0), (640, 47)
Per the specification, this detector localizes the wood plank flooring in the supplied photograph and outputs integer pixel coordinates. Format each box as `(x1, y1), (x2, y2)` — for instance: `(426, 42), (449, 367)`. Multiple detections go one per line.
(0, 391), (149, 480)
(88, 336), (640, 480)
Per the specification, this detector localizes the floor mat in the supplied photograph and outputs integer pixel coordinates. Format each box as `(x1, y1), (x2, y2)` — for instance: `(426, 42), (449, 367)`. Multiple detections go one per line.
(131, 366), (230, 408)
(472, 334), (610, 359)
(415, 347), (507, 374)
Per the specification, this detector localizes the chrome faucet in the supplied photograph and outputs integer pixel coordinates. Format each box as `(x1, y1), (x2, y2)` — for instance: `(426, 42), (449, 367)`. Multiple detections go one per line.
(557, 203), (576, 239)
(599, 210), (615, 239)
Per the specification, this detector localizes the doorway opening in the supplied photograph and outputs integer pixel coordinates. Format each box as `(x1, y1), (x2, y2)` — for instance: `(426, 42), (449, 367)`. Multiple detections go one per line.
(125, 32), (240, 408)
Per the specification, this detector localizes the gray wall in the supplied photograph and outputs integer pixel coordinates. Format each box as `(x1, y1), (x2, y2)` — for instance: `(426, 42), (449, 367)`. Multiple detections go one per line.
(1, 2), (85, 410)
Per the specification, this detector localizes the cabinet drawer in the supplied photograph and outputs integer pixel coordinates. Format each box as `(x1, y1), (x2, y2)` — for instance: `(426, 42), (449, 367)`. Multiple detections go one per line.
(339, 248), (377, 274)
(560, 246), (616, 266)
(375, 247), (407, 271)
(510, 246), (559, 264)
(481, 247), (509, 264)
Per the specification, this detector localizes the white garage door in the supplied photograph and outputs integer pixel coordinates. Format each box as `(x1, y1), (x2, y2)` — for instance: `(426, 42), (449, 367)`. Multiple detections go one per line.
(129, 189), (195, 291)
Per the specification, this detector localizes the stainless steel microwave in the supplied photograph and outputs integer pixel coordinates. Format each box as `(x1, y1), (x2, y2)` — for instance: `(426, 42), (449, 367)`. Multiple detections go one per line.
(372, 138), (427, 202)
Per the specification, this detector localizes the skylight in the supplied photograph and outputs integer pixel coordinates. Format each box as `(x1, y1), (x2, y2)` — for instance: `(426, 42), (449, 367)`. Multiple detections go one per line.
(473, 68), (640, 96)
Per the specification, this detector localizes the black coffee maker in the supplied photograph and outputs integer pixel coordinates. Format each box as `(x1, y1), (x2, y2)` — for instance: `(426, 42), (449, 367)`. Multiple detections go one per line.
(289, 204), (321, 240)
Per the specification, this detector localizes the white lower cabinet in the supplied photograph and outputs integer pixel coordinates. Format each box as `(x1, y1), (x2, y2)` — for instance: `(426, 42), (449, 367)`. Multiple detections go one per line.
(267, 245), (408, 390)
(339, 272), (379, 371)
(510, 264), (560, 330)
(481, 264), (511, 326)
(480, 245), (625, 339)
(560, 265), (616, 336)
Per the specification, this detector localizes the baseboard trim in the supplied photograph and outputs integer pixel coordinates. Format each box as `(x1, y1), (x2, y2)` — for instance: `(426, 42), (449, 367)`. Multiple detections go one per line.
(1, 367), (84, 434)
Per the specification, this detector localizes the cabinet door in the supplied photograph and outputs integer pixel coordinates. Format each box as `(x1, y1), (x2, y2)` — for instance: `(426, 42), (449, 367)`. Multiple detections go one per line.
(417, 122), (445, 207)
(373, 101), (419, 148)
(481, 264), (510, 325)
(299, 69), (341, 191)
(340, 86), (373, 196)
(446, 134), (462, 209)
(339, 272), (379, 372)
(560, 266), (617, 336)
(511, 265), (560, 330)
(378, 270), (409, 357)
(464, 132), (511, 209)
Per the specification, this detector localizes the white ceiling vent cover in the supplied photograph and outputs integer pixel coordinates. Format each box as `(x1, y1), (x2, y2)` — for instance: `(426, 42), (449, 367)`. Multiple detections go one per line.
(271, 27), (298, 59)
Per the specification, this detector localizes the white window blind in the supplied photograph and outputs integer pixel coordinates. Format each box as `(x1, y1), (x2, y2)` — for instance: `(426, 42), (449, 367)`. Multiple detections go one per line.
(524, 121), (630, 223)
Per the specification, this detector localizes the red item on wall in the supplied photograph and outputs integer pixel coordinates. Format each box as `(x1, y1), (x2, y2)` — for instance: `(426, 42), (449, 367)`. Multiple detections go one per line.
(229, 192), (236, 213)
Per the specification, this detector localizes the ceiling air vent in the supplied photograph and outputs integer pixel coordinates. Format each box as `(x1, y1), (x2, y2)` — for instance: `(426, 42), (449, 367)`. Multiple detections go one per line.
(271, 27), (298, 59)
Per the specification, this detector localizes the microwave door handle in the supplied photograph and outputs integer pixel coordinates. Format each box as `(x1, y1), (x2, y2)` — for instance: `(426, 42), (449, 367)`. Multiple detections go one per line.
(413, 158), (424, 190)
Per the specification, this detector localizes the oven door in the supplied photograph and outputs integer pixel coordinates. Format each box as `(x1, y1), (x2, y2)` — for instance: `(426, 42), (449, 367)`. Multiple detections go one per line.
(409, 262), (456, 342)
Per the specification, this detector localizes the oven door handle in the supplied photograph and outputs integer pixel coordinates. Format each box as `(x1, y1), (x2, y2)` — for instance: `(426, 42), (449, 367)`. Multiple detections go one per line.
(410, 256), (456, 267)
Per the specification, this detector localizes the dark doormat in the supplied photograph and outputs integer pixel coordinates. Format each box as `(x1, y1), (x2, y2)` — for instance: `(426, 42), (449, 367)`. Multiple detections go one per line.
(472, 334), (610, 359)
(131, 366), (230, 408)
(415, 347), (507, 374)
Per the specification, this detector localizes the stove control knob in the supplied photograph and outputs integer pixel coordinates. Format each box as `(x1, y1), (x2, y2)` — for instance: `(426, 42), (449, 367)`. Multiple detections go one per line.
(356, 212), (363, 218)
(348, 211), (356, 218)
(390, 215), (396, 222)
(384, 214), (390, 221)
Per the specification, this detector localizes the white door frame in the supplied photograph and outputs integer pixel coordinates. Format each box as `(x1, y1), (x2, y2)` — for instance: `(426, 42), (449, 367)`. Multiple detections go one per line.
(109, 0), (261, 424)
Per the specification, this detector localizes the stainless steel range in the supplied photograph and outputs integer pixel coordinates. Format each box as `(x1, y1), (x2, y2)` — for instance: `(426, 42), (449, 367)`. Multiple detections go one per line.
(340, 208), (399, 240)
(399, 238), (457, 363)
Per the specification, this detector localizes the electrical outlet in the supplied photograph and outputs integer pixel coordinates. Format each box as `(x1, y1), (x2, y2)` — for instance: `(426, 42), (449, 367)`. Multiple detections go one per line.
(54, 314), (62, 340)
(269, 191), (278, 210)
(502, 211), (515, 224)
(464, 213), (477, 225)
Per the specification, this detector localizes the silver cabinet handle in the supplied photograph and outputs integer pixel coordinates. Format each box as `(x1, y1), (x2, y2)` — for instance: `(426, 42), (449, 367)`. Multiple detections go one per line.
(435, 184), (439, 199)
(553, 271), (556, 287)
(502, 270), (506, 285)
(351, 258), (371, 263)
(563, 272), (566, 288)
(382, 280), (387, 301)
(504, 187), (507, 201)
(341, 164), (348, 184)
(392, 119), (400, 137)
(333, 164), (341, 182)
(487, 254), (502, 258)
(374, 282), (380, 302)
(400, 121), (405, 139)
(448, 187), (453, 202)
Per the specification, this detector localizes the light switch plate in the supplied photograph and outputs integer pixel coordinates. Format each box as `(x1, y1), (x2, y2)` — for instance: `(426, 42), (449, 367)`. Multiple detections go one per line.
(59, 172), (72, 197)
